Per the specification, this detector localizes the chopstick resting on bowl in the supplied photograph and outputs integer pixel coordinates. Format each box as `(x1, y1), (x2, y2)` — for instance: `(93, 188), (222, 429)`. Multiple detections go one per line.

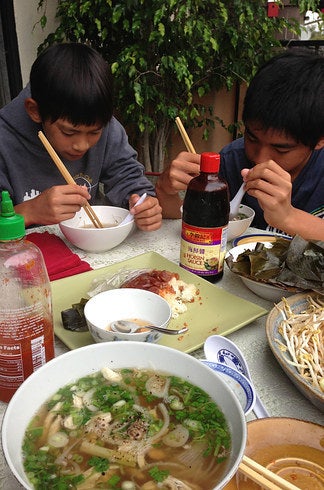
(238, 455), (300, 490)
(175, 117), (196, 154)
(38, 131), (103, 229)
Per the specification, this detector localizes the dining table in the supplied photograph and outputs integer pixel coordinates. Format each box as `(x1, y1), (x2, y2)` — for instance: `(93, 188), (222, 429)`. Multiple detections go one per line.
(1, 218), (323, 489)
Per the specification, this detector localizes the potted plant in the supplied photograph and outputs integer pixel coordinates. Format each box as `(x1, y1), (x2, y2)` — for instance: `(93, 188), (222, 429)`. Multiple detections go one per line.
(37, 0), (321, 171)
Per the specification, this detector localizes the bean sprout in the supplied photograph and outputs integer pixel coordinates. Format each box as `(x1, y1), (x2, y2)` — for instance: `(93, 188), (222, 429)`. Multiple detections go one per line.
(274, 296), (324, 392)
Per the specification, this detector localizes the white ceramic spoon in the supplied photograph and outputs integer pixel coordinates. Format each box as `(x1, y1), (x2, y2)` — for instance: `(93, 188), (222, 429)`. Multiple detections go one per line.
(118, 192), (147, 226)
(110, 320), (188, 335)
(204, 335), (270, 418)
(229, 183), (246, 220)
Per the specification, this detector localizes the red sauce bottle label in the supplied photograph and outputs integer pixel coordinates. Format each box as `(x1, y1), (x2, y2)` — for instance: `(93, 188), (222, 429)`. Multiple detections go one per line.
(0, 303), (54, 403)
(180, 222), (228, 276)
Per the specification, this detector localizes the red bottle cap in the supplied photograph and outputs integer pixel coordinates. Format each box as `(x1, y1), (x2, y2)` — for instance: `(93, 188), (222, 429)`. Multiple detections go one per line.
(200, 152), (220, 173)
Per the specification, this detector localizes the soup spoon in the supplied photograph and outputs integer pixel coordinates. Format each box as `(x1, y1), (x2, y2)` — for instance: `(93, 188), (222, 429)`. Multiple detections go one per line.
(110, 320), (188, 335)
(118, 193), (147, 226)
(229, 183), (246, 220)
(204, 335), (270, 418)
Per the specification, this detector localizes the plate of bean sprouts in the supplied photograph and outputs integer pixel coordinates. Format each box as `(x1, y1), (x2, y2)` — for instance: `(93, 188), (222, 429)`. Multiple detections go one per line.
(266, 292), (324, 412)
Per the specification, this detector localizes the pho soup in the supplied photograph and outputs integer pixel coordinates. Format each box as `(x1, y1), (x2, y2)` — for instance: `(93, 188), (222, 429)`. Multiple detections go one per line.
(23, 367), (231, 490)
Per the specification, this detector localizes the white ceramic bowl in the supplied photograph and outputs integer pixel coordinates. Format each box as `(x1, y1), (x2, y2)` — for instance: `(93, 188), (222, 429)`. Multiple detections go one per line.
(266, 293), (324, 412)
(227, 204), (255, 242)
(2, 342), (247, 490)
(59, 205), (135, 252)
(202, 360), (256, 415)
(84, 288), (172, 343)
(226, 242), (296, 302)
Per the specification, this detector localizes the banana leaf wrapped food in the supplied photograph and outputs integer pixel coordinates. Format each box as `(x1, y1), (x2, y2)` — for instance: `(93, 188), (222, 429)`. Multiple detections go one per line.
(226, 236), (324, 295)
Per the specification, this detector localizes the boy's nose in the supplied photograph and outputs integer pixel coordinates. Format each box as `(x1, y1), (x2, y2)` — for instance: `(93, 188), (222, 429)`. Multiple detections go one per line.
(250, 146), (271, 164)
(72, 138), (90, 152)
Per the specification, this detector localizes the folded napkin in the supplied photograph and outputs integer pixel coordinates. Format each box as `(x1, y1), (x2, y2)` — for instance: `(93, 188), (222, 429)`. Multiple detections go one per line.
(27, 231), (92, 281)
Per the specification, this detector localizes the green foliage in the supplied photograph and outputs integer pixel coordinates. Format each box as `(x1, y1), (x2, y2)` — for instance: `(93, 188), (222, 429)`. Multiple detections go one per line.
(36, 0), (320, 170)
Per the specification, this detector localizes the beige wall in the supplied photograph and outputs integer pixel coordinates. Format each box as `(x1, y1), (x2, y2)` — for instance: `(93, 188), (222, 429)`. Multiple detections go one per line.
(166, 85), (246, 163)
(13, 0), (58, 86)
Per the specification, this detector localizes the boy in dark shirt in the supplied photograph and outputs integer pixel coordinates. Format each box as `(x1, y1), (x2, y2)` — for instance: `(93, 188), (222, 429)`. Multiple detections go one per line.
(156, 50), (324, 240)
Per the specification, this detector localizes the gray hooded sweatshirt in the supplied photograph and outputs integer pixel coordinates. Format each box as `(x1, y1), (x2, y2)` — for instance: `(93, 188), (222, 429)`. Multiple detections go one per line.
(0, 86), (155, 215)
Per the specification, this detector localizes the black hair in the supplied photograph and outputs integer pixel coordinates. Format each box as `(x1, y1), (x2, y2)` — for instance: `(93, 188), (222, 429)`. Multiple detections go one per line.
(242, 50), (324, 148)
(30, 43), (113, 126)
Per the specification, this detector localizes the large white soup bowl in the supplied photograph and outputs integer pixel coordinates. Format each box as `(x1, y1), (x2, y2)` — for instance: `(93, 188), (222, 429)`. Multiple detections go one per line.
(2, 342), (246, 490)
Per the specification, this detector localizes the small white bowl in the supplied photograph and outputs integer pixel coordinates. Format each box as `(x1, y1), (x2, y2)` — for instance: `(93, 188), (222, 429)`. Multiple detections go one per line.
(202, 360), (256, 415)
(2, 342), (246, 490)
(84, 288), (172, 343)
(226, 242), (296, 302)
(227, 204), (255, 242)
(59, 205), (135, 252)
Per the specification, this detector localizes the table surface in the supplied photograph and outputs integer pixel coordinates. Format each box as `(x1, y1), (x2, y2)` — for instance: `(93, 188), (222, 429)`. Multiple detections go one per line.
(1, 220), (323, 489)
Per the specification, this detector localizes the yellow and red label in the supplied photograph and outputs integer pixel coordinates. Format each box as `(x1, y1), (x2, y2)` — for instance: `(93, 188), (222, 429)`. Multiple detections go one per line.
(180, 223), (228, 276)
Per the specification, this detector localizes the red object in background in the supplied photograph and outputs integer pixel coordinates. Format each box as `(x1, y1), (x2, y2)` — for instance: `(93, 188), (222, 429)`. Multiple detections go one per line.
(267, 2), (279, 17)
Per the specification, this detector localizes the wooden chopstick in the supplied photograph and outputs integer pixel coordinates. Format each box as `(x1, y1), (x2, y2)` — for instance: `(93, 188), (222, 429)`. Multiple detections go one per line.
(238, 455), (300, 490)
(38, 131), (103, 229)
(175, 116), (196, 154)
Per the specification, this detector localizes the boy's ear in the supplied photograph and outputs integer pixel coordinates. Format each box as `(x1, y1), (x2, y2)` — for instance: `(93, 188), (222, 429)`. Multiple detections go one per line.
(24, 98), (42, 123)
(314, 136), (324, 150)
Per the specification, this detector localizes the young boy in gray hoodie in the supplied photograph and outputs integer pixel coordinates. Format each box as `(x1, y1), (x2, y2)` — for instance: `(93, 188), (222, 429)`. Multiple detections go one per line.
(0, 43), (162, 230)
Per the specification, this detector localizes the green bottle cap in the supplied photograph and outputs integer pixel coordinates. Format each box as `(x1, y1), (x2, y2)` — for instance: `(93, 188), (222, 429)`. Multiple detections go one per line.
(0, 191), (25, 240)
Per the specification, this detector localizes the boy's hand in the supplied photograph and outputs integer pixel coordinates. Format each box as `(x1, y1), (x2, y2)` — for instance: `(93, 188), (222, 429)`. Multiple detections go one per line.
(241, 160), (293, 230)
(128, 194), (162, 231)
(157, 151), (200, 194)
(15, 184), (91, 227)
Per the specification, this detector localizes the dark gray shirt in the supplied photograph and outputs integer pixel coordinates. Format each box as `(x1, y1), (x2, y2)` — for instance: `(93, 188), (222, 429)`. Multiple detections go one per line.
(0, 86), (155, 214)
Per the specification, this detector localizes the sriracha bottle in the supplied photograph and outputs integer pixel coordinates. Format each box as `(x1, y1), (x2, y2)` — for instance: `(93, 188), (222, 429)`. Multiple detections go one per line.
(0, 191), (54, 402)
(180, 152), (229, 282)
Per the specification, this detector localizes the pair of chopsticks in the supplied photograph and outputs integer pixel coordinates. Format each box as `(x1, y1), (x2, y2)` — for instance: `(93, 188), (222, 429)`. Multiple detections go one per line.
(238, 455), (300, 490)
(175, 116), (196, 154)
(38, 131), (103, 229)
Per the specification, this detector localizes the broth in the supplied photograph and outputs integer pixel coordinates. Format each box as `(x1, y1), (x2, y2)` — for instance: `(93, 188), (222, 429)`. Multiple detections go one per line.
(22, 367), (231, 489)
(238, 445), (324, 490)
(80, 222), (117, 229)
(107, 318), (150, 333)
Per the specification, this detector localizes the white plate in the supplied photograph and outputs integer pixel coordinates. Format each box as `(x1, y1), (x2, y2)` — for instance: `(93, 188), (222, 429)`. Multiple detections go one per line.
(202, 360), (256, 415)
(232, 233), (290, 247)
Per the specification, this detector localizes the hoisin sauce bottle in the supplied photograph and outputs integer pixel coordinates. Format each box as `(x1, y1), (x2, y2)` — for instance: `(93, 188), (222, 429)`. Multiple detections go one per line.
(180, 152), (229, 282)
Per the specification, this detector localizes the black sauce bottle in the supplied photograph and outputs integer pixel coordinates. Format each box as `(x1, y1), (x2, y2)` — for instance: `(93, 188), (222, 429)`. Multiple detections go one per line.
(180, 152), (229, 282)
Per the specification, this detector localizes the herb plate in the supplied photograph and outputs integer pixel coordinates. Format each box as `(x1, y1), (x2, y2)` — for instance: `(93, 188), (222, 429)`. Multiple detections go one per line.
(52, 251), (267, 353)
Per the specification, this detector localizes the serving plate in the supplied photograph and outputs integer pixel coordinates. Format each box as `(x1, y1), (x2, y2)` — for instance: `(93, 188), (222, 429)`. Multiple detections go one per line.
(52, 251), (267, 353)
(224, 417), (324, 489)
(266, 292), (324, 412)
(233, 233), (290, 247)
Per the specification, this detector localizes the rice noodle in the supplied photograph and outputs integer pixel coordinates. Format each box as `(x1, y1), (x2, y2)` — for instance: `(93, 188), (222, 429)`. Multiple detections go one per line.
(55, 438), (82, 466)
(275, 295), (324, 391)
(137, 403), (170, 469)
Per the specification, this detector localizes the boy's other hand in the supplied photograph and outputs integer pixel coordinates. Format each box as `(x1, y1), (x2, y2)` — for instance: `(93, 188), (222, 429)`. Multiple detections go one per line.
(129, 194), (162, 231)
